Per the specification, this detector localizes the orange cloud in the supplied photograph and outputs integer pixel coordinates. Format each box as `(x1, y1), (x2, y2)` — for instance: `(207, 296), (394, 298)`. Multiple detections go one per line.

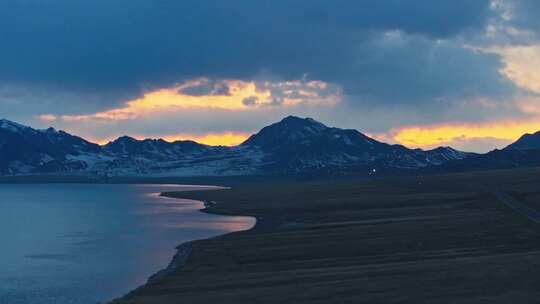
(54, 79), (340, 122)
(37, 114), (57, 122)
(378, 119), (540, 151)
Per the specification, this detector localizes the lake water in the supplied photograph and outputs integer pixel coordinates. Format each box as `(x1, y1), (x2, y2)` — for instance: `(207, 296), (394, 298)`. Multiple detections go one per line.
(0, 184), (255, 304)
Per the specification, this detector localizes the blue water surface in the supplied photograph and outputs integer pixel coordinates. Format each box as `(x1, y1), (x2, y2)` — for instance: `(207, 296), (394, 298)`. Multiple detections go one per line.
(0, 184), (254, 304)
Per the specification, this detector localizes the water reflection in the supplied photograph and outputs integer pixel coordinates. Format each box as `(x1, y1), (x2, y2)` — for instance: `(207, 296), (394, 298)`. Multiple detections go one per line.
(0, 184), (255, 304)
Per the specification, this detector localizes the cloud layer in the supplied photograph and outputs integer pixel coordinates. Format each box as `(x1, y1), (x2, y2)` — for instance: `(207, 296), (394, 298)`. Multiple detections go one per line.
(0, 0), (539, 152)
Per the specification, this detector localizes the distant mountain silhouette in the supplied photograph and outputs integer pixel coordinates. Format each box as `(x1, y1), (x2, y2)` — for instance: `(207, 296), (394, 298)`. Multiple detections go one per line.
(104, 136), (206, 159)
(426, 130), (540, 173)
(4, 116), (537, 178)
(241, 116), (472, 175)
(506, 131), (540, 151)
(0, 119), (100, 174)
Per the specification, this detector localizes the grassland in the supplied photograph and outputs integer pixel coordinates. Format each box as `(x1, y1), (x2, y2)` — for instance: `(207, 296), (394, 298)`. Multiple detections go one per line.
(114, 168), (540, 303)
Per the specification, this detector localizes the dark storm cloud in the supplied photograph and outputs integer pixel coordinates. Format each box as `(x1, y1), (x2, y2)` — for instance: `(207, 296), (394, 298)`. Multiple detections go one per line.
(338, 35), (518, 104)
(0, 0), (497, 115)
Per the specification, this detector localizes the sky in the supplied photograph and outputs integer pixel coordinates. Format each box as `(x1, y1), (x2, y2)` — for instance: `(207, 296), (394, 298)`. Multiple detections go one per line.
(1, 0), (540, 152)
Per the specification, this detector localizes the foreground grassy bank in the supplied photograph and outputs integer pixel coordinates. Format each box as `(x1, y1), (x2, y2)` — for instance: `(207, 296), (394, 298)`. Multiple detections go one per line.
(114, 168), (540, 304)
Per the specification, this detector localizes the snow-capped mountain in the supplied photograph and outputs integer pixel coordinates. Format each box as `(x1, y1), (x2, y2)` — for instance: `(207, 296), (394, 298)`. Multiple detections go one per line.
(0, 119), (101, 174)
(0, 116), (475, 177)
(241, 116), (472, 175)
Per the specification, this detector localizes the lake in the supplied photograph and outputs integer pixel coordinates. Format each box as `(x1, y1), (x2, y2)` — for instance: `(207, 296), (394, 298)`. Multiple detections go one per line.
(0, 184), (255, 304)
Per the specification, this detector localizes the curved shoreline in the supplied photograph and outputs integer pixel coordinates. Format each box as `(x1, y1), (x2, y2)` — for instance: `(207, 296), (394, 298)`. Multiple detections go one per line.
(146, 240), (194, 284)
(147, 192), (258, 284)
(109, 172), (540, 304)
(110, 190), (257, 303)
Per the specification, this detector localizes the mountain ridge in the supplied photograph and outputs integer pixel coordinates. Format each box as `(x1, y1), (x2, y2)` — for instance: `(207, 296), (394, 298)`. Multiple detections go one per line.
(0, 116), (537, 177)
(506, 131), (540, 151)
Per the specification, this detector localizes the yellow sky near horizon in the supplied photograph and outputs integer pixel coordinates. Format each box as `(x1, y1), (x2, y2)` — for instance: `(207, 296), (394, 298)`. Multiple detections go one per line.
(55, 116), (540, 151)
(36, 43), (540, 152)
(379, 119), (540, 150)
(89, 131), (250, 147)
(84, 117), (540, 150)
(162, 132), (250, 146)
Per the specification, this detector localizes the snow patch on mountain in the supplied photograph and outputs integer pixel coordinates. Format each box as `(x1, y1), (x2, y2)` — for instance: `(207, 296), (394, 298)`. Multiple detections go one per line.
(0, 119), (31, 133)
(0, 117), (476, 177)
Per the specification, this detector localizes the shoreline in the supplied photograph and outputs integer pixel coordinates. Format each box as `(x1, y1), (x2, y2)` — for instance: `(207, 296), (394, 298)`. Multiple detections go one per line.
(110, 171), (540, 303)
(110, 190), (258, 303)
(145, 192), (259, 284)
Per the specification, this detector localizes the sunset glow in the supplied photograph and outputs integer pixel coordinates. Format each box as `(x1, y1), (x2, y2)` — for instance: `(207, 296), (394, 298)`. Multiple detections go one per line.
(92, 131), (250, 147)
(383, 119), (540, 150)
(8, 1), (540, 154)
(162, 132), (250, 146)
(50, 79), (340, 123)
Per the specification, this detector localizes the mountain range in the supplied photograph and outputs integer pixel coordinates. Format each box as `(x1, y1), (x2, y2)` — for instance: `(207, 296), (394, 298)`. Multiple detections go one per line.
(1, 116), (539, 178)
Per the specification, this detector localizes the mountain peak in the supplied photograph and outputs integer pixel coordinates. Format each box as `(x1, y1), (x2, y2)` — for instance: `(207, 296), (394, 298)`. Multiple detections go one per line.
(240, 115), (390, 160)
(506, 130), (540, 150)
(0, 118), (30, 132)
(0, 116), (489, 177)
(44, 127), (59, 134)
(241, 116), (329, 147)
(114, 135), (138, 143)
(279, 115), (327, 128)
(103, 136), (138, 148)
(269, 116), (329, 134)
